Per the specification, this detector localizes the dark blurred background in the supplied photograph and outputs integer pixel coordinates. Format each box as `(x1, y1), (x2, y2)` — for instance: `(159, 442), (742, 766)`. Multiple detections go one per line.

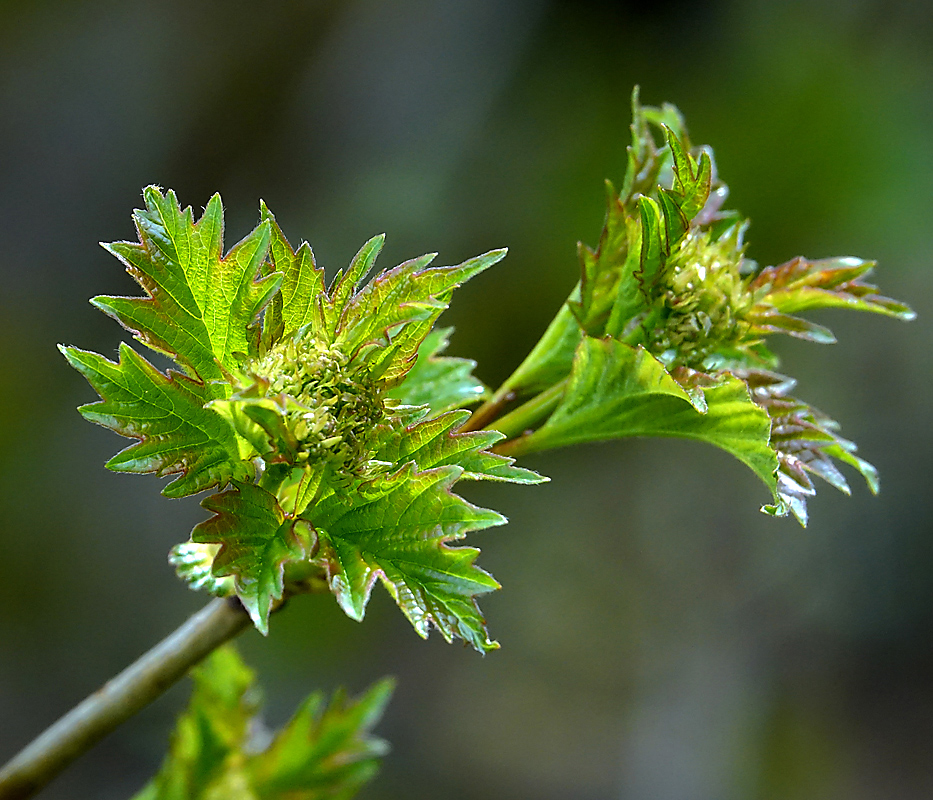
(1, 1), (932, 798)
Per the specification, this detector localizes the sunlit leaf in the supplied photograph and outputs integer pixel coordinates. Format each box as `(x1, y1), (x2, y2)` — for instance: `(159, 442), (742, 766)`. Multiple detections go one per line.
(335, 248), (505, 387)
(259, 201), (326, 346)
(515, 336), (779, 507)
(375, 409), (545, 485)
(307, 464), (506, 653)
(192, 482), (310, 634)
(60, 343), (249, 497)
(386, 327), (488, 414)
(751, 256), (915, 321)
(93, 187), (281, 385)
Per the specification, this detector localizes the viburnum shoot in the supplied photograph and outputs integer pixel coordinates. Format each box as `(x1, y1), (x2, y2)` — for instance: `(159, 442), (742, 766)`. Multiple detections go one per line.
(61, 190), (543, 649)
(60, 91), (914, 655)
(12, 87), (909, 800)
(477, 89), (914, 526)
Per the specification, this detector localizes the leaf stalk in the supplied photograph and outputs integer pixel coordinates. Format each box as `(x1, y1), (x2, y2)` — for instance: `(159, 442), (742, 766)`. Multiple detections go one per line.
(462, 386), (517, 432)
(484, 380), (566, 442)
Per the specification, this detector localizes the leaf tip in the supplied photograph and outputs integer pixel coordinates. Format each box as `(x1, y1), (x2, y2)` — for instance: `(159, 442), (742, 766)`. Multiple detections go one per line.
(88, 295), (114, 315)
(240, 599), (271, 635)
(141, 183), (163, 200)
(486, 247), (508, 262)
(813, 327), (838, 345)
(761, 499), (808, 527)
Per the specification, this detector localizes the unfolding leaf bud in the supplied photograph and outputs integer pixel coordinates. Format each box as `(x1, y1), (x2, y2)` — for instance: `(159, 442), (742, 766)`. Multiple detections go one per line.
(647, 227), (754, 369)
(238, 333), (386, 479)
(168, 542), (235, 597)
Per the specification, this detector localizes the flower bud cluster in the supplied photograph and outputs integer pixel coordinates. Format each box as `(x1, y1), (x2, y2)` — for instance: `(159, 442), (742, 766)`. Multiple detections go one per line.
(248, 335), (385, 478)
(647, 228), (755, 369)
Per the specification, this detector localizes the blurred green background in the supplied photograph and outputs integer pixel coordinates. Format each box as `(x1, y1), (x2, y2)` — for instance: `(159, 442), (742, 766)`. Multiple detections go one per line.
(1, 1), (931, 798)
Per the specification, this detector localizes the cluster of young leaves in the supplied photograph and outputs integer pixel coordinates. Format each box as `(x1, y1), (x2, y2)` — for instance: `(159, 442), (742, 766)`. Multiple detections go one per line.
(133, 644), (393, 800)
(62, 187), (543, 651)
(486, 89), (913, 525)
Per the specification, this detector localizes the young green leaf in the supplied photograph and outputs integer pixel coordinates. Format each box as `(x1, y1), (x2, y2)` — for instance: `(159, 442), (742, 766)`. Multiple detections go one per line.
(662, 124), (712, 221)
(569, 183), (635, 334)
(510, 336), (780, 510)
(60, 343), (249, 497)
(636, 195), (666, 288)
(134, 645), (392, 800)
(259, 200), (327, 346)
(132, 645), (256, 800)
(620, 86), (684, 202)
(308, 464), (505, 653)
(248, 680), (393, 799)
(287, 410), (543, 651)
(334, 248), (506, 387)
(168, 542), (235, 597)
(192, 481), (311, 634)
(750, 256), (916, 320)
(374, 409), (545, 484)
(385, 327), (488, 414)
(94, 187), (282, 386)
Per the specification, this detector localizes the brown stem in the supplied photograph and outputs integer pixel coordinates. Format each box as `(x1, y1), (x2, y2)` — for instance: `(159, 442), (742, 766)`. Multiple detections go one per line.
(0, 597), (250, 800)
(462, 388), (517, 432)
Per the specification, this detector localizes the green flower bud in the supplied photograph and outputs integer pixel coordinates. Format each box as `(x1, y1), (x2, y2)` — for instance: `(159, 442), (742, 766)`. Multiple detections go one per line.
(646, 227), (755, 369)
(236, 333), (386, 481)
